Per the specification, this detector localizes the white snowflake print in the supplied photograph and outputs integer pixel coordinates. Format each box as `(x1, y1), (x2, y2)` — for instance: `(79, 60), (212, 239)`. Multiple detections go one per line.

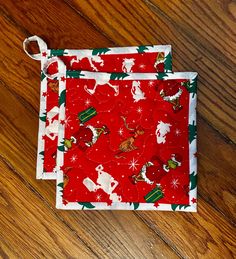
(175, 128), (181, 136)
(85, 98), (91, 106)
(171, 179), (180, 189)
(70, 154), (78, 163)
(137, 106), (143, 114)
(64, 116), (72, 126)
(118, 128), (124, 136)
(96, 194), (102, 201)
(129, 158), (139, 171)
(148, 81), (155, 87)
(139, 64), (146, 69)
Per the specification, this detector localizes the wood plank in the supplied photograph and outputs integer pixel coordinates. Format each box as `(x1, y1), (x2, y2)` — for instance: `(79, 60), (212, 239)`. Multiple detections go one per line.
(136, 200), (236, 259)
(0, 0), (112, 49)
(198, 116), (236, 224)
(66, 0), (236, 143)
(0, 160), (94, 258)
(1, 0), (236, 258)
(1, 1), (233, 225)
(0, 0), (114, 111)
(149, 0), (236, 65)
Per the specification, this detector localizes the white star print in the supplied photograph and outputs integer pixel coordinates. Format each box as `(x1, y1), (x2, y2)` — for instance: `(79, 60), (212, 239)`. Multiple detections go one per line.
(70, 154), (78, 163)
(129, 158), (139, 171)
(171, 179), (180, 189)
(64, 116), (72, 126)
(96, 194), (101, 201)
(139, 64), (146, 69)
(175, 129), (181, 136)
(148, 81), (155, 87)
(85, 99), (91, 106)
(137, 107), (142, 113)
(118, 128), (124, 136)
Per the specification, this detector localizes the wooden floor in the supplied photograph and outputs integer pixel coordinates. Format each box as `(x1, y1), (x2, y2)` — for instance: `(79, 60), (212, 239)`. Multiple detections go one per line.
(0, 0), (236, 258)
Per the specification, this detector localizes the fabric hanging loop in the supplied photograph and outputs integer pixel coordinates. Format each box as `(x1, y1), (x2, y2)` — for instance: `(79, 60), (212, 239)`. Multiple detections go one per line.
(23, 35), (48, 60)
(42, 56), (66, 79)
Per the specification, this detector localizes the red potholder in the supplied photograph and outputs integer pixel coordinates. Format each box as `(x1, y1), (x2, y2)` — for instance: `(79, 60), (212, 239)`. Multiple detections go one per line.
(55, 70), (197, 211)
(23, 36), (172, 179)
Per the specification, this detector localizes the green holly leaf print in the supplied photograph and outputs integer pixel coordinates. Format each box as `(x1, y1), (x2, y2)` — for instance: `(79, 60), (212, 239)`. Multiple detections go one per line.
(92, 48), (111, 55)
(39, 151), (44, 160)
(136, 45), (152, 53)
(67, 70), (85, 78)
(110, 73), (129, 80)
(189, 121), (197, 144)
(58, 145), (65, 152)
(129, 202), (139, 210)
(78, 202), (96, 210)
(39, 112), (47, 122)
(171, 204), (179, 211)
(59, 89), (66, 106)
(41, 71), (46, 81)
(50, 49), (68, 57)
(156, 73), (168, 80)
(164, 52), (172, 72)
(189, 77), (197, 98)
(171, 204), (190, 211)
(190, 171), (197, 190)
(182, 77), (197, 98)
(57, 182), (64, 195)
(57, 182), (64, 188)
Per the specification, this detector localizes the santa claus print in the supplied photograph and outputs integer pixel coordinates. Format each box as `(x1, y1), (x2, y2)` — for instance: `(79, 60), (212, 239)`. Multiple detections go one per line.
(131, 154), (182, 185)
(160, 81), (183, 112)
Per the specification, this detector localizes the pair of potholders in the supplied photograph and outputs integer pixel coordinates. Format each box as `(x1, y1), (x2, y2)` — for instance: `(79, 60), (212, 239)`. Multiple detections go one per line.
(23, 36), (197, 211)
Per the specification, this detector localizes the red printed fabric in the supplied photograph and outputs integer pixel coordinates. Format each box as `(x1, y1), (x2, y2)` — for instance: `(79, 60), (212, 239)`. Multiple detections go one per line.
(42, 48), (171, 177)
(56, 71), (197, 211)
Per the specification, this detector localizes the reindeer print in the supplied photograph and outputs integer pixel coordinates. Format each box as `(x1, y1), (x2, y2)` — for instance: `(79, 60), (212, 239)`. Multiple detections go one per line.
(70, 52), (104, 71)
(84, 77), (119, 96)
(115, 116), (144, 158)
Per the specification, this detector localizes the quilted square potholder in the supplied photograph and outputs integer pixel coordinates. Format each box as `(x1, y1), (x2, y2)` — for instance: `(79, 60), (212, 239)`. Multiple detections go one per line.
(54, 67), (197, 211)
(23, 36), (172, 179)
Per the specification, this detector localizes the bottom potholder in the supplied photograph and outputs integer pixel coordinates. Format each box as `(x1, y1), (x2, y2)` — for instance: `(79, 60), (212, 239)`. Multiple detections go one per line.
(56, 70), (197, 211)
(23, 36), (172, 179)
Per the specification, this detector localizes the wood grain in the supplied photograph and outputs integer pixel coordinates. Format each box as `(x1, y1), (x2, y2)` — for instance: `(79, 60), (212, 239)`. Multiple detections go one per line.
(0, 160), (94, 258)
(0, 0), (236, 258)
(137, 201), (236, 259)
(67, 0), (236, 143)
